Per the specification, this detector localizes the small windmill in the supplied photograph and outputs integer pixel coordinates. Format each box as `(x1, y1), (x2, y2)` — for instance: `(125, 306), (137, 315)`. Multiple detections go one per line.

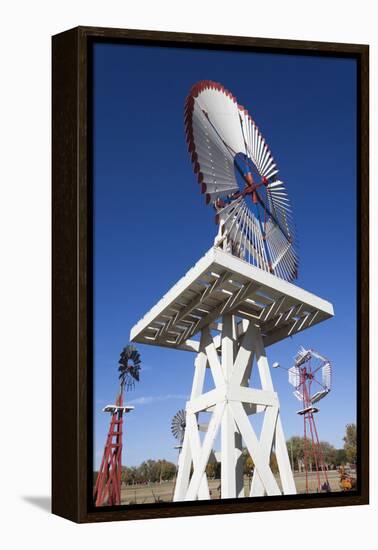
(274, 346), (332, 493)
(94, 345), (141, 506)
(170, 409), (187, 497)
(171, 409), (187, 451)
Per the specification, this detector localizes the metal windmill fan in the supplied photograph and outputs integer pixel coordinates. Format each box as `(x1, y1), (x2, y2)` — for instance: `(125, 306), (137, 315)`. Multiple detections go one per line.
(171, 409), (186, 446)
(288, 346), (331, 405)
(118, 345), (141, 391)
(185, 80), (298, 281)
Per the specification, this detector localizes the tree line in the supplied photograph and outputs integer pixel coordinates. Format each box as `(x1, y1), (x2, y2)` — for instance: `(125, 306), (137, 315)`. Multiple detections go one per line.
(247, 423), (356, 475)
(121, 459), (177, 485)
(94, 423), (356, 485)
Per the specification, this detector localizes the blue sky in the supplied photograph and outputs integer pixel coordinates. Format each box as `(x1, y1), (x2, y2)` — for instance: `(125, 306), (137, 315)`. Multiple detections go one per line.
(93, 42), (357, 469)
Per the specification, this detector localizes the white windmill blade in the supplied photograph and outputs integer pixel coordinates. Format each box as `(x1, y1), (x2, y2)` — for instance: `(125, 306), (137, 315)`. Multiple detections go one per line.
(293, 389), (304, 402)
(321, 361), (332, 390)
(311, 350), (329, 363)
(265, 167), (280, 179)
(310, 389), (330, 404)
(240, 110), (276, 178)
(221, 200), (269, 270)
(288, 366), (301, 388)
(267, 179), (286, 190)
(241, 207), (270, 270)
(259, 144), (274, 176)
(268, 205), (295, 230)
(215, 195), (244, 221)
(294, 346), (311, 366)
(267, 193), (293, 217)
(190, 83), (245, 155)
(187, 99), (238, 196)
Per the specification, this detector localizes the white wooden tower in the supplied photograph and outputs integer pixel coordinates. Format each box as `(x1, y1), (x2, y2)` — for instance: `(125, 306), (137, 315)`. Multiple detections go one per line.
(130, 247), (334, 500)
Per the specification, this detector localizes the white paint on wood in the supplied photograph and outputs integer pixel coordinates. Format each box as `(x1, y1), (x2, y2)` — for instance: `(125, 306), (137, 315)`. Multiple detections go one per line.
(275, 415), (297, 494)
(130, 247), (334, 351)
(185, 402), (225, 500)
(230, 401), (281, 496)
(249, 405), (278, 496)
(173, 314), (297, 501)
(221, 405), (237, 498)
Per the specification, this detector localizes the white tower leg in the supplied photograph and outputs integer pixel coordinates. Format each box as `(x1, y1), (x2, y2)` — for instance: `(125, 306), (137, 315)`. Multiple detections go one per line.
(173, 316), (296, 501)
(174, 330), (210, 501)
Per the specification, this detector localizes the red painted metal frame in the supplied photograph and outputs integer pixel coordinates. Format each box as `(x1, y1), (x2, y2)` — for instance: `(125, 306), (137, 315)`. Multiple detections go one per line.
(93, 391), (125, 506)
(299, 365), (330, 493)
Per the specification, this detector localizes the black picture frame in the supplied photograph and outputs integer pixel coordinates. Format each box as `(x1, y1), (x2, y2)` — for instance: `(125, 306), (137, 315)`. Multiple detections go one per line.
(52, 26), (369, 523)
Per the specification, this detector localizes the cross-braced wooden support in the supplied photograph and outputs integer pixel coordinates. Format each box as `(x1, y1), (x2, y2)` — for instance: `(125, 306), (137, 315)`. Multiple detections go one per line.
(174, 315), (296, 501)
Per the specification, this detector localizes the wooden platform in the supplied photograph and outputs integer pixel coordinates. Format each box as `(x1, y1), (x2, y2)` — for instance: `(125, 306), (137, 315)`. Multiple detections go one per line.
(130, 247), (334, 351)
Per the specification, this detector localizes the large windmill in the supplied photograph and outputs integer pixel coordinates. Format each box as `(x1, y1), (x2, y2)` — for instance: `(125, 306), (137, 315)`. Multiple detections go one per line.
(131, 81), (334, 500)
(94, 345), (141, 506)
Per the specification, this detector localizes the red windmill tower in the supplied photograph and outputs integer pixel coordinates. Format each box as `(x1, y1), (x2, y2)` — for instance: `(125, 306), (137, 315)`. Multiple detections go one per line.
(275, 346), (332, 493)
(94, 345), (141, 506)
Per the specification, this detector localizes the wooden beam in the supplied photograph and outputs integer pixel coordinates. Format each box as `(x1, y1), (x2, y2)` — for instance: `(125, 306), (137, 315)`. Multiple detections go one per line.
(229, 401), (281, 496)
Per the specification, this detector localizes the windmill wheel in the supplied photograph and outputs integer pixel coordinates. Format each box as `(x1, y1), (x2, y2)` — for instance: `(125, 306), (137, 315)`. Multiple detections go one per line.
(185, 80), (298, 281)
(118, 344), (141, 390)
(171, 409), (186, 444)
(289, 347), (332, 404)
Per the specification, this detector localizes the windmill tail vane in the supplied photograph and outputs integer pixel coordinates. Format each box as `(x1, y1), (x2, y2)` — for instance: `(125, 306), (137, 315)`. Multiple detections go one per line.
(94, 345), (141, 506)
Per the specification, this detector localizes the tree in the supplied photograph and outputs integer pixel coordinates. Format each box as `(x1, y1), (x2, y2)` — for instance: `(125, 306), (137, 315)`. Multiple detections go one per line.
(319, 441), (337, 466)
(343, 423), (357, 464)
(244, 455), (254, 477)
(286, 437), (337, 471)
(120, 458), (179, 486)
(121, 466), (128, 485)
(286, 436), (304, 471)
(270, 452), (279, 473)
(138, 460), (153, 483)
(121, 466), (138, 485)
(209, 461), (221, 479)
(206, 463), (217, 479)
(159, 459), (176, 482)
(335, 448), (347, 466)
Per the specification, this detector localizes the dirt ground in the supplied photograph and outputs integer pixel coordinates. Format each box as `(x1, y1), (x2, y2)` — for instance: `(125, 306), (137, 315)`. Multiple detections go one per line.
(120, 470), (351, 505)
